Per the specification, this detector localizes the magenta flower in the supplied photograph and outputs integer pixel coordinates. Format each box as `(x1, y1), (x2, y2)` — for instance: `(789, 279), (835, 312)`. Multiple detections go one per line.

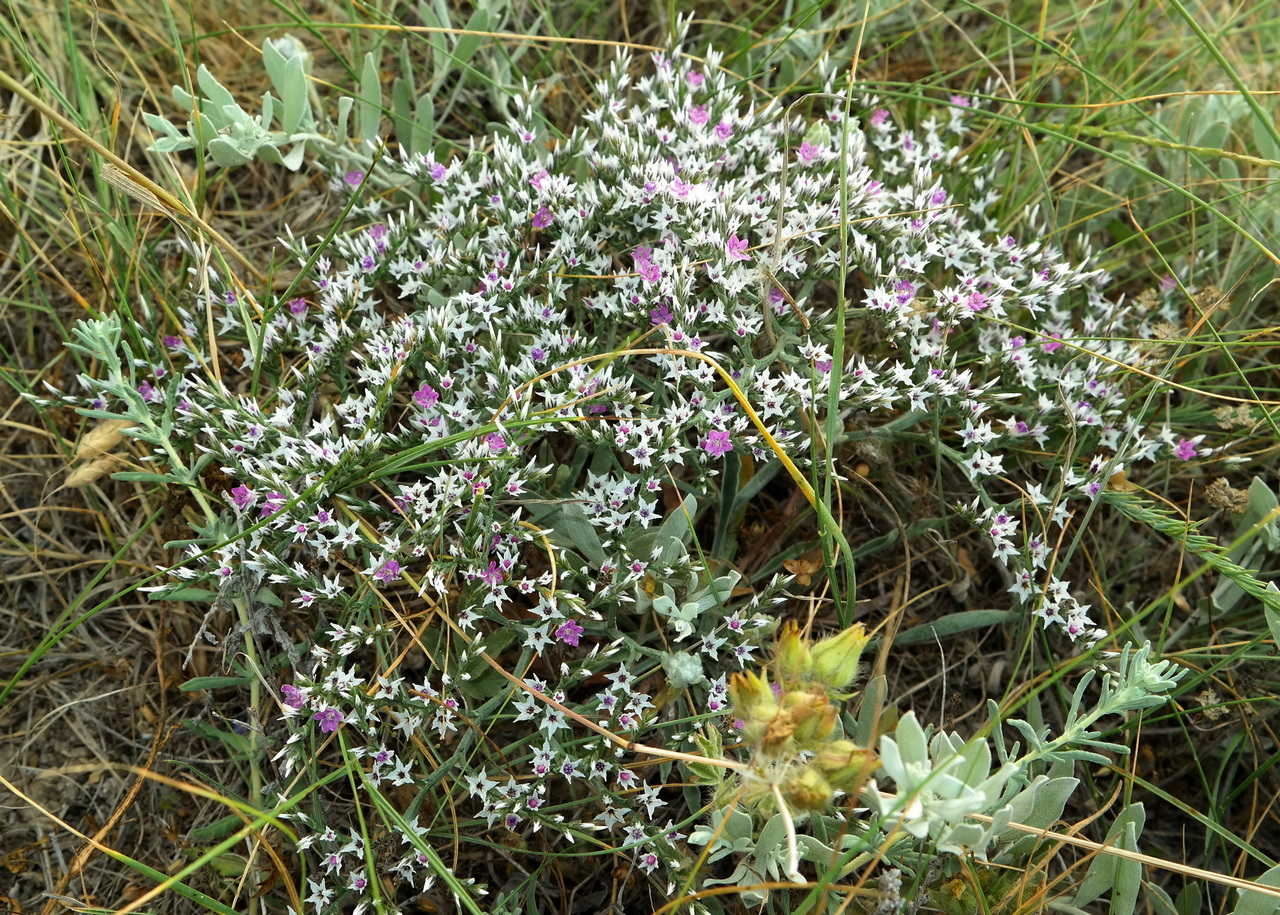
(870, 108), (890, 127)
(531, 206), (553, 228)
(714, 120), (733, 141)
(688, 104), (709, 126)
(555, 618), (584, 647)
(965, 292), (988, 312)
(429, 162), (447, 181)
(281, 684), (307, 709)
(260, 492), (286, 517)
(1174, 438), (1198, 461)
(287, 298), (307, 316)
(163, 334), (182, 349)
(486, 432), (508, 452)
(649, 303), (673, 325)
(312, 707), (343, 733)
(480, 561), (504, 587)
(686, 70), (705, 88)
(137, 381), (159, 403)
(725, 235), (750, 262)
(797, 141), (821, 164)
(374, 559), (401, 582)
(1042, 335), (1064, 353)
(413, 383), (439, 408)
(229, 484), (255, 511)
(343, 170), (364, 187)
(702, 429), (733, 457)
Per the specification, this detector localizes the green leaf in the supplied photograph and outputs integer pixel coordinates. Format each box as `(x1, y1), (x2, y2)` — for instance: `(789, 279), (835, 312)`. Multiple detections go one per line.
(111, 470), (181, 484)
(1073, 802), (1145, 909)
(1244, 477), (1280, 550)
(151, 586), (217, 602)
(179, 675), (250, 692)
(1176, 883), (1203, 915)
(452, 8), (489, 71)
(1230, 862), (1280, 915)
(1265, 590), (1280, 653)
(188, 813), (241, 842)
(412, 94), (435, 157)
(358, 52), (381, 142)
(530, 502), (605, 565)
(336, 95), (353, 141)
(207, 136), (252, 167)
(890, 609), (1016, 646)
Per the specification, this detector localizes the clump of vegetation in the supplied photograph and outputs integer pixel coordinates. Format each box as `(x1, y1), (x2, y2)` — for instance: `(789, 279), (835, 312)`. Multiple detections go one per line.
(5, 3), (1280, 914)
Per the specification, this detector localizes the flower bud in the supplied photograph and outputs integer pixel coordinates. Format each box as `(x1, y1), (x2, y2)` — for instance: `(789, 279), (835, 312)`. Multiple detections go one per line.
(775, 620), (811, 683)
(810, 623), (871, 689)
(783, 766), (833, 811)
(728, 670), (777, 724)
(813, 739), (876, 790)
(784, 689), (837, 744)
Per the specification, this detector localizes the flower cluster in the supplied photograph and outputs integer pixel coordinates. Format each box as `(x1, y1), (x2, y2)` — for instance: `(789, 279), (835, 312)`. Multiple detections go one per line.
(47, 31), (1208, 911)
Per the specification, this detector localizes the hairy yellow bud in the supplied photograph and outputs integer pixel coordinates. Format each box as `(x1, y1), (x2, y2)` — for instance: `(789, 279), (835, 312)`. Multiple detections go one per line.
(775, 619), (811, 682)
(813, 739), (877, 790)
(728, 670), (777, 724)
(783, 689), (836, 744)
(783, 766), (834, 811)
(810, 623), (871, 689)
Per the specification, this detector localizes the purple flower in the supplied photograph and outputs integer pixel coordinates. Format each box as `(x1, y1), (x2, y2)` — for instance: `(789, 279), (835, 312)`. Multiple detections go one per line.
(480, 561), (504, 587)
(629, 246), (662, 284)
(287, 297), (307, 316)
(930, 188), (948, 205)
(260, 492), (286, 517)
(163, 334), (182, 349)
(649, 303), (673, 325)
(137, 381), (159, 403)
(413, 383), (439, 408)
(714, 120), (733, 141)
(374, 559), (401, 582)
(965, 292), (988, 312)
(531, 206), (553, 229)
(701, 429), (733, 457)
(1174, 438), (1198, 461)
(312, 707), (343, 733)
(688, 104), (709, 126)
(555, 618), (584, 647)
(870, 108), (890, 127)
(229, 484), (255, 511)
(686, 70), (705, 88)
(1042, 335), (1064, 354)
(485, 432), (508, 452)
(281, 684), (307, 709)
(430, 162), (447, 181)
(343, 170), (364, 187)
(797, 141), (821, 164)
(725, 234), (750, 262)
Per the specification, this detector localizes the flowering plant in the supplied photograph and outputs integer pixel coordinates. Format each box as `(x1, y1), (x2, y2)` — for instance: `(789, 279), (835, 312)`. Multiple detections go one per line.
(43, 25), (1204, 912)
